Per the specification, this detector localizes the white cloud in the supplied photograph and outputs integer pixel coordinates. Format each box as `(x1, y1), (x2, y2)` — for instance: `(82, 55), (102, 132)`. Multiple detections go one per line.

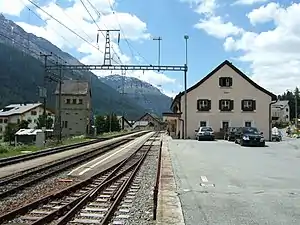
(0, 0), (176, 91)
(0, 0), (30, 16)
(195, 16), (244, 38)
(233, 0), (269, 5)
(180, 0), (218, 15)
(247, 2), (280, 25)
(225, 2), (300, 94)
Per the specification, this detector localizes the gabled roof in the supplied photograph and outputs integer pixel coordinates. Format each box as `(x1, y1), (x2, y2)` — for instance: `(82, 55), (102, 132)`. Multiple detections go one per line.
(55, 80), (89, 95)
(273, 100), (289, 107)
(171, 60), (277, 109)
(136, 112), (162, 124)
(118, 116), (132, 127)
(0, 103), (42, 117)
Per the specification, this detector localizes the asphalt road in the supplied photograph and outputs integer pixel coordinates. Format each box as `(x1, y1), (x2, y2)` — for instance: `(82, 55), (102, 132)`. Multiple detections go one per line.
(169, 138), (300, 225)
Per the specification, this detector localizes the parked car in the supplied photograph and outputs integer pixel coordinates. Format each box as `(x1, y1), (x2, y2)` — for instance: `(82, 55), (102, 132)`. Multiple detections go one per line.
(234, 127), (265, 147)
(196, 126), (215, 141)
(272, 130), (282, 142)
(224, 127), (239, 141)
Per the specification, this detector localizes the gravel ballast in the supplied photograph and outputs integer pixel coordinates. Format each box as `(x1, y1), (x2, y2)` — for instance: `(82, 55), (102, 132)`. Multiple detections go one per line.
(0, 170), (80, 215)
(124, 143), (160, 225)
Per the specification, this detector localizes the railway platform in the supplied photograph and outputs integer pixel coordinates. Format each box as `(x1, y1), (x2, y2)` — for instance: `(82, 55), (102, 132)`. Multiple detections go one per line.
(0, 131), (147, 179)
(156, 135), (185, 225)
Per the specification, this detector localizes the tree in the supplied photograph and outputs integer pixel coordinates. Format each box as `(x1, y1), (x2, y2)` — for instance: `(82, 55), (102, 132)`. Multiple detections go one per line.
(19, 120), (29, 129)
(111, 114), (121, 132)
(278, 88), (300, 121)
(4, 123), (18, 143)
(95, 115), (106, 134)
(36, 115), (54, 129)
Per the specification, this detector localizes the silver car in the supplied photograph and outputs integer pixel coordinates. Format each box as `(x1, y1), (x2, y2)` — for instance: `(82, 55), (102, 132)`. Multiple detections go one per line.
(196, 126), (215, 141)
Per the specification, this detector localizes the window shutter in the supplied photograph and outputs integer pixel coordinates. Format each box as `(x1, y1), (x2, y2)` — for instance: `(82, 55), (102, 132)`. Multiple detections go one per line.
(197, 100), (200, 110)
(207, 100), (211, 110)
(229, 78), (233, 86)
(252, 100), (256, 110)
(241, 100), (244, 111)
(219, 78), (222, 86)
(230, 100), (234, 110)
(219, 100), (222, 110)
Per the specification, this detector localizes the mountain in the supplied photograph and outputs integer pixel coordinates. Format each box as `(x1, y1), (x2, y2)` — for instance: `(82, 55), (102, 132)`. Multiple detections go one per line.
(99, 75), (172, 116)
(0, 14), (146, 120)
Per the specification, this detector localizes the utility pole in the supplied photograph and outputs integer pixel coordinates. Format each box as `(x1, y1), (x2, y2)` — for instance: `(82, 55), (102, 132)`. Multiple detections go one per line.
(295, 87), (298, 128)
(58, 64), (63, 143)
(121, 68), (126, 130)
(153, 37), (162, 70)
(184, 35), (189, 139)
(97, 29), (120, 65)
(40, 52), (52, 127)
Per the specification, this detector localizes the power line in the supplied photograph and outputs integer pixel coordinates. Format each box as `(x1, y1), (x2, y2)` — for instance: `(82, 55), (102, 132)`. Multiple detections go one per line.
(107, 0), (151, 65)
(84, 0), (123, 64)
(54, 2), (94, 43)
(27, 0), (105, 55)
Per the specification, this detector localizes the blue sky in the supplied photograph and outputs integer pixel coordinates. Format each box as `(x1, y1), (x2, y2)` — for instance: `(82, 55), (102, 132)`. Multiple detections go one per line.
(1, 0), (300, 96)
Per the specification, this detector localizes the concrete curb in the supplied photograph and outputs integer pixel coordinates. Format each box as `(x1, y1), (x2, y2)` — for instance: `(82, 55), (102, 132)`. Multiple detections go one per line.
(156, 135), (185, 225)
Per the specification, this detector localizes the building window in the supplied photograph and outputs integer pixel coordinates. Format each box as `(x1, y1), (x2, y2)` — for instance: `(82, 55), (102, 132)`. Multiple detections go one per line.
(4, 119), (7, 123)
(219, 99), (234, 111)
(0, 127), (2, 132)
(17, 119), (20, 124)
(197, 99), (211, 111)
(31, 111), (37, 115)
(72, 99), (77, 104)
(66, 99), (71, 104)
(286, 108), (288, 112)
(245, 121), (252, 127)
(0, 119), (3, 123)
(78, 99), (83, 104)
(241, 99), (256, 111)
(64, 121), (68, 128)
(200, 121), (207, 127)
(219, 77), (232, 87)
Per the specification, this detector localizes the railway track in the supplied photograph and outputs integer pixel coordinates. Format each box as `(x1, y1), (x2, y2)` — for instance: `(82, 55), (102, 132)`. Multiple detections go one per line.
(0, 132), (160, 225)
(0, 130), (144, 167)
(0, 132), (147, 199)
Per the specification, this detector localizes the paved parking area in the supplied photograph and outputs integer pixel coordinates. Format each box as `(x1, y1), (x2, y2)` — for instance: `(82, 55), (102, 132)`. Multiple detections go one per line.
(169, 139), (300, 225)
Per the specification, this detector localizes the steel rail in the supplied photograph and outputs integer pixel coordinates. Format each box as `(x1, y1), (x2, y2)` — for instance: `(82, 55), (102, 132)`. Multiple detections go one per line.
(0, 132), (159, 225)
(0, 135), (141, 199)
(0, 130), (145, 167)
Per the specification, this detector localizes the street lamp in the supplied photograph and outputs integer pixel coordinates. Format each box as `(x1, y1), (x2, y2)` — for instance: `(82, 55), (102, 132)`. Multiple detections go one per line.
(184, 35), (189, 139)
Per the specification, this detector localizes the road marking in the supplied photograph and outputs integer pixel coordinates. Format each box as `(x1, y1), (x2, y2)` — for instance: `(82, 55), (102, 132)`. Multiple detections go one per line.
(201, 176), (208, 183)
(77, 136), (146, 176)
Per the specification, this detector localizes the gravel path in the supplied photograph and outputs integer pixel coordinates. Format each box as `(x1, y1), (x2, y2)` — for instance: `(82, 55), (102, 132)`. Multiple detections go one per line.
(124, 145), (159, 225)
(0, 170), (80, 215)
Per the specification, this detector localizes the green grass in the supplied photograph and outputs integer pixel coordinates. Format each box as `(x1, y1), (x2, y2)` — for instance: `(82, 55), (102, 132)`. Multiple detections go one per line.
(0, 144), (41, 158)
(0, 130), (132, 158)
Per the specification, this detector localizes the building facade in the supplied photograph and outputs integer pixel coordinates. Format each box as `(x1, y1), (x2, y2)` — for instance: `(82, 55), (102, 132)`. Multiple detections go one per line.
(168, 60), (277, 140)
(0, 103), (54, 140)
(135, 113), (164, 131)
(117, 116), (132, 131)
(271, 100), (290, 123)
(55, 80), (92, 137)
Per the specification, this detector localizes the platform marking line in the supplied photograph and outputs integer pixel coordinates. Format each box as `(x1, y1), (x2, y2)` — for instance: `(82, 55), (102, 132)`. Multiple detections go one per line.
(201, 176), (208, 183)
(67, 135), (143, 176)
(77, 136), (148, 176)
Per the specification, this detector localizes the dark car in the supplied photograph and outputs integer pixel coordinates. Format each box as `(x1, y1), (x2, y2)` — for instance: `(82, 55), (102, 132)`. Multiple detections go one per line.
(196, 126), (215, 141)
(234, 127), (265, 147)
(224, 127), (239, 141)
